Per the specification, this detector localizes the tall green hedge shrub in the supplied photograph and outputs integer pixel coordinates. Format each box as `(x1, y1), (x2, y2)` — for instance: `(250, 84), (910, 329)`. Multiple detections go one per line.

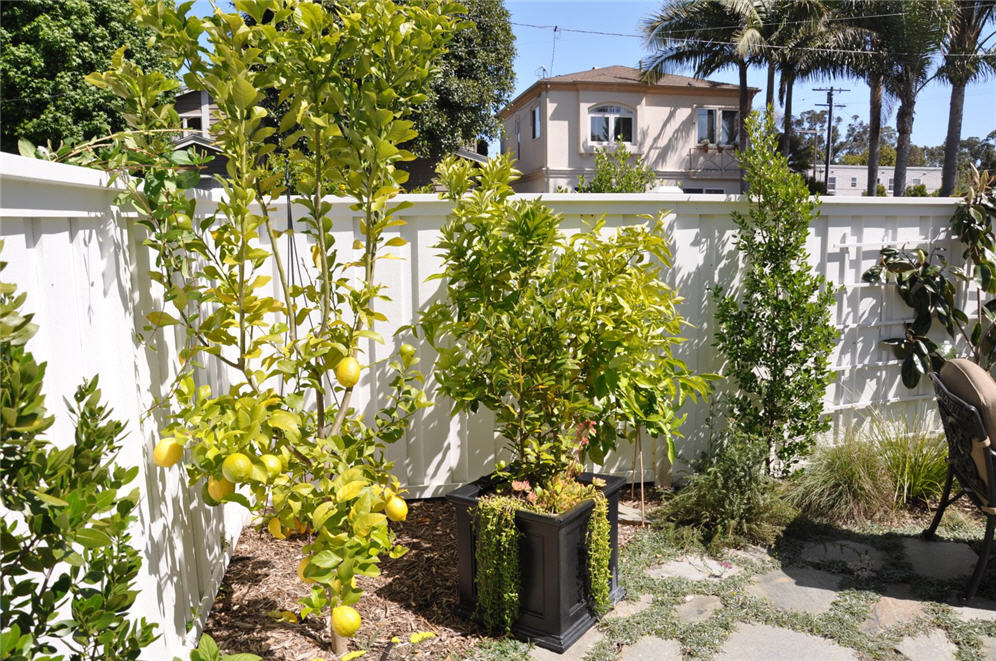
(714, 112), (838, 474)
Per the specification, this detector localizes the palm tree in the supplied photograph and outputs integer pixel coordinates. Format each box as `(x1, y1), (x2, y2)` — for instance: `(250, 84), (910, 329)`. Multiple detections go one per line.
(884, 1), (954, 195)
(641, 0), (767, 161)
(939, 1), (996, 195)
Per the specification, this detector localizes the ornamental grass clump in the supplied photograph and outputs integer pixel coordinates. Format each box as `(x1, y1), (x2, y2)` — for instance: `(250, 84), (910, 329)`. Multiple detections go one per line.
(422, 154), (710, 631)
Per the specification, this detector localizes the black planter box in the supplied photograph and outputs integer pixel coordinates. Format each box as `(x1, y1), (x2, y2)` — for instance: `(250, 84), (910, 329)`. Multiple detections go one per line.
(446, 471), (626, 653)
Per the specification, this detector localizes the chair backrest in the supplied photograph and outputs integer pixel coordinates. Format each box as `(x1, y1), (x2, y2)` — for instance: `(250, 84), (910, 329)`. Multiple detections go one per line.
(933, 359), (996, 508)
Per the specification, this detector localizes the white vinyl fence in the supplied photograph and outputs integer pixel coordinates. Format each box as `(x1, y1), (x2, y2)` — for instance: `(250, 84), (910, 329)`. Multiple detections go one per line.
(0, 153), (966, 654)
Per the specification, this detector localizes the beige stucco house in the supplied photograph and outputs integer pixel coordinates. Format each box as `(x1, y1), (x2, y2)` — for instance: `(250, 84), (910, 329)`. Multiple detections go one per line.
(499, 65), (757, 193)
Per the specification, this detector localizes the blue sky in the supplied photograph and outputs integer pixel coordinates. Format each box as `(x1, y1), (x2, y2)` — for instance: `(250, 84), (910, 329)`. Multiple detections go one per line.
(190, 0), (995, 146)
(506, 1), (995, 146)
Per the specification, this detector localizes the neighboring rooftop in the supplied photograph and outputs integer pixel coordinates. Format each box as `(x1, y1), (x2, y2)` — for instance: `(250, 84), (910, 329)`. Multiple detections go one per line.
(543, 65), (742, 91)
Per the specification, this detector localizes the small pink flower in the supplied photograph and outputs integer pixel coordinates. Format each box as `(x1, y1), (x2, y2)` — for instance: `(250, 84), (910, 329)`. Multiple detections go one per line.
(511, 480), (532, 493)
(526, 492), (538, 503)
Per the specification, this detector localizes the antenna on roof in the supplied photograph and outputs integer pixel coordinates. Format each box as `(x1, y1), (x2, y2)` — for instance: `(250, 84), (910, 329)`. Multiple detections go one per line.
(535, 65), (548, 79)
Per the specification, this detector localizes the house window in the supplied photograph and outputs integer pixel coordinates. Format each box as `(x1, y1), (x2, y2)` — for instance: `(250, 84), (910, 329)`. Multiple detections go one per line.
(589, 105), (633, 144)
(720, 110), (738, 145)
(888, 177), (894, 191)
(705, 188), (725, 194)
(683, 187), (704, 194)
(515, 118), (521, 161)
(851, 177), (857, 187)
(532, 106), (541, 139)
(697, 109), (715, 144)
(911, 177), (921, 186)
(828, 176), (837, 191)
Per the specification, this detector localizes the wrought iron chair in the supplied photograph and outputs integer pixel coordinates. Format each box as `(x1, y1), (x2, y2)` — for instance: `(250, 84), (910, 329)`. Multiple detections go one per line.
(924, 358), (996, 600)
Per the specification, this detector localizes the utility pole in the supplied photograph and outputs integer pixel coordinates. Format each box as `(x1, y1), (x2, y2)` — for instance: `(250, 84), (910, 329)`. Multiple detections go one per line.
(815, 87), (847, 190)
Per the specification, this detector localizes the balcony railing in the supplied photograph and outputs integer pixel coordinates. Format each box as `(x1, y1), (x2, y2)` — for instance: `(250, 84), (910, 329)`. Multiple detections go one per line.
(687, 145), (741, 177)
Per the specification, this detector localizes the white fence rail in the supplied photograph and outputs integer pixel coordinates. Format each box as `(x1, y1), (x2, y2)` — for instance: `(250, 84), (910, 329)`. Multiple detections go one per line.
(0, 153), (966, 653)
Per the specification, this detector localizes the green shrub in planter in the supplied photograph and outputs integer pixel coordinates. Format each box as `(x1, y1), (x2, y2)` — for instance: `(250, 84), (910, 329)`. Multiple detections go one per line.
(424, 155), (710, 638)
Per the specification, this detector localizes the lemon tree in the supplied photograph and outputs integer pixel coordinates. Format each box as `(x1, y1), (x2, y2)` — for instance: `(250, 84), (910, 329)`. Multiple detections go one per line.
(79, 0), (457, 653)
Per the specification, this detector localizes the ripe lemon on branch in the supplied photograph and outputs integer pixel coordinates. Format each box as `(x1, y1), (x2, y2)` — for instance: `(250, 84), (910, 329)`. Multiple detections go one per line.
(222, 452), (252, 482)
(385, 496), (408, 522)
(153, 439), (182, 467)
(207, 476), (234, 501)
(331, 605), (362, 637)
(335, 356), (361, 387)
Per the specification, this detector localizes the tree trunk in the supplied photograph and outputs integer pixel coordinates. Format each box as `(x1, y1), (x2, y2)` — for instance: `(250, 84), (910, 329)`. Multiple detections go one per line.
(765, 61), (776, 110)
(867, 73), (882, 197)
(738, 60), (749, 193)
(941, 81), (966, 196)
(894, 93), (916, 197)
(782, 69), (795, 158)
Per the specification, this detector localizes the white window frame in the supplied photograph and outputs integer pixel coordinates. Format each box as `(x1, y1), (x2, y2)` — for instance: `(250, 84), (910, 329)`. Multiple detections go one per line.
(531, 106), (541, 140)
(828, 176), (837, 191)
(851, 177), (857, 188)
(588, 104), (634, 146)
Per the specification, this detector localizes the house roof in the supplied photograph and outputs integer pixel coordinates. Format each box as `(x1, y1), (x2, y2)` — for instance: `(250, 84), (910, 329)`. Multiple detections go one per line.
(545, 65), (740, 90)
(500, 65), (756, 118)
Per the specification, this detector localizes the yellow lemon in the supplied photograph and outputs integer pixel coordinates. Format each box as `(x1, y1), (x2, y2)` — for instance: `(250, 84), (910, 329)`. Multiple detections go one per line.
(221, 452), (252, 483)
(297, 557), (314, 584)
(153, 439), (182, 467)
(331, 605), (362, 638)
(385, 496), (408, 522)
(207, 476), (234, 501)
(335, 356), (361, 388)
(268, 517), (286, 540)
(260, 453), (282, 480)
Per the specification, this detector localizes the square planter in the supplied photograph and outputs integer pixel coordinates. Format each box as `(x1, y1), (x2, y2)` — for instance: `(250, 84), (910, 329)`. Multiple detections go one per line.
(446, 471), (626, 653)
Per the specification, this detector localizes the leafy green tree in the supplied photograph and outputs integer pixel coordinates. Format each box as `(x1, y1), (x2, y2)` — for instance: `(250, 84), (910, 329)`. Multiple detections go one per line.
(714, 112), (838, 474)
(0, 0), (169, 154)
(400, 0), (515, 184)
(77, 0), (455, 655)
(423, 155), (710, 483)
(576, 141), (657, 193)
(0, 243), (158, 660)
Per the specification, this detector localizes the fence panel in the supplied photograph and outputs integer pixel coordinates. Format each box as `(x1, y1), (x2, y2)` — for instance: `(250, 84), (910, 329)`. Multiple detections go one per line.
(1, 154), (966, 652)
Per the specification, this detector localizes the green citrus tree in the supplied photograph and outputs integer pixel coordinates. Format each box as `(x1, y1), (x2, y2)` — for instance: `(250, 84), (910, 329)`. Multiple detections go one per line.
(75, 0), (457, 654)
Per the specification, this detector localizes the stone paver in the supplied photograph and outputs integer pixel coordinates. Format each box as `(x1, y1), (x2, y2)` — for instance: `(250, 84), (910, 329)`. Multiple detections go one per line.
(617, 503), (646, 524)
(646, 555), (741, 581)
(895, 628), (957, 661)
(605, 593), (653, 620)
(675, 594), (722, 624)
(980, 635), (996, 659)
(747, 567), (844, 615)
(714, 623), (858, 661)
(801, 540), (886, 572)
(726, 545), (770, 565)
(530, 626), (603, 661)
(901, 538), (977, 581)
(859, 584), (924, 634)
(619, 636), (683, 661)
(949, 596), (996, 622)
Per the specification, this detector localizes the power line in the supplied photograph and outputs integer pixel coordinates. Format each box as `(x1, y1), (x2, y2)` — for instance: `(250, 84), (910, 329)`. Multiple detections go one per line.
(815, 87), (848, 190)
(511, 21), (996, 59)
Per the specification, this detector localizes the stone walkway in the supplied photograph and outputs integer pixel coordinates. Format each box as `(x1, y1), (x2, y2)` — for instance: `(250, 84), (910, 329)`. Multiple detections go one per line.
(529, 533), (996, 660)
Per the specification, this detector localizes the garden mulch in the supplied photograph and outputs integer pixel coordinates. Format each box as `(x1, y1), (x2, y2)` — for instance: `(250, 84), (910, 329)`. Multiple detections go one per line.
(203, 492), (663, 661)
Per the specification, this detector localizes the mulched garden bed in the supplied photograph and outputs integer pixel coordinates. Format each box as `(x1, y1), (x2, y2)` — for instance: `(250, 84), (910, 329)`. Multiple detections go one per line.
(204, 490), (664, 660)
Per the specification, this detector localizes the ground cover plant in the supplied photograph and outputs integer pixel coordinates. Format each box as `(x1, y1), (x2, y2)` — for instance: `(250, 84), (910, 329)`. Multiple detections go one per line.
(421, 154), (710, 632)
(60, 0), (460, 655)
(0, 243), (158, 660)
